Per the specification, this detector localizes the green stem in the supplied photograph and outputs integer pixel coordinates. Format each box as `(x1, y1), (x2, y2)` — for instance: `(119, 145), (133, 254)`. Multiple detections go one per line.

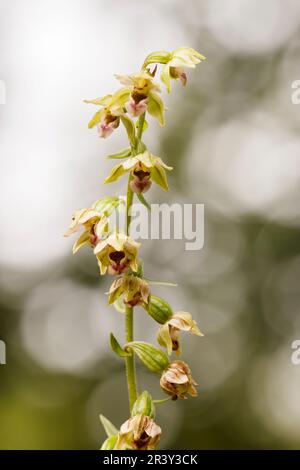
(137, 112), (145, 141)
(124, 113), (146, 412)
(126, 178), (134, 236)
(125, 180), (137, 411)
(125, 304), (137, 410)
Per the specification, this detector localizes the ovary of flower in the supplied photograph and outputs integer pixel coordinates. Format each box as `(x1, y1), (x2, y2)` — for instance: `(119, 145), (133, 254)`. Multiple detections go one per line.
(157, 311), (203, 356)
(64, 208), (108, 254)
(94, 232), (140, 275)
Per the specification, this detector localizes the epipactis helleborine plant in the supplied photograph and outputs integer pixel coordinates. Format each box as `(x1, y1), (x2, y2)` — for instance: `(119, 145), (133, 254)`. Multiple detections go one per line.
(65, 46), (206, 450)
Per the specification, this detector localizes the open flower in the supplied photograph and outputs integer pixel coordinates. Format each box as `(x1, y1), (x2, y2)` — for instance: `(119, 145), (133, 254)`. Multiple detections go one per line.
(105, 151), (172, 193)
(115, 72), (164, 123)
(157, 311), (203, 356)
(64, 208), (108, 254)
(116, 71), (160, 95)
(161, 47), (206, 92)
(85, 88), (131, 138)
(115, 414), (161, 450)
(160, 360), (198, 400)
(94, 232), (140, 275)
(108, 276), (150, 307)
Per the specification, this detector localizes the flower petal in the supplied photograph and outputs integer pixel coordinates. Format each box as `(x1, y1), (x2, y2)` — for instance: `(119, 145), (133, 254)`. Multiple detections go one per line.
(72, 231), (90, 254)
(104, 163), (128, 184)
(160, 64), (171, 93)
(147, 92), (165, 126)
(150, 165), (169, 191)
(157, 323), (173, 356)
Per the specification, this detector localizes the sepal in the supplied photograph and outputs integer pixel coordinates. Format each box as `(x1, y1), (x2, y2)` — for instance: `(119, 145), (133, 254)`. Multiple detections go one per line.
(147, 92), (165, 126)
(142, 50), (172, 69)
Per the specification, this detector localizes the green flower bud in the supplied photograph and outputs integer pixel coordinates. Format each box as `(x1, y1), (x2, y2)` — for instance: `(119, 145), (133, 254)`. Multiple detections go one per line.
(132, 391), (156, 419)
(146, 295), (173, 324)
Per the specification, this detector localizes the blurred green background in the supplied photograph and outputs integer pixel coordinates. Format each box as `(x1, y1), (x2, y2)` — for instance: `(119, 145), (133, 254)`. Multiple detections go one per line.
(1, 0), (300, 449)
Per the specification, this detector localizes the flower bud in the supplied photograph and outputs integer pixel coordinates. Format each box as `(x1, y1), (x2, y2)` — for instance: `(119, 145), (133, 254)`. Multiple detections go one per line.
(160, 360), (198, 400)
(146, 295), (173, 324)
(131, 391), (156, 419)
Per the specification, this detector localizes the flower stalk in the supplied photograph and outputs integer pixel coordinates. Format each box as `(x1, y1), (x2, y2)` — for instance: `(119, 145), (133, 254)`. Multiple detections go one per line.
(65, 46), (206, 450)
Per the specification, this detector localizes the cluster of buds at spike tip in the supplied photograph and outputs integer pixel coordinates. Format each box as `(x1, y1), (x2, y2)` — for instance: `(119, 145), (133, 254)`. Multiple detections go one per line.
(160, 360), (198, 400)
(104, 151), (172, 194)
(64, 208), (108, 253)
